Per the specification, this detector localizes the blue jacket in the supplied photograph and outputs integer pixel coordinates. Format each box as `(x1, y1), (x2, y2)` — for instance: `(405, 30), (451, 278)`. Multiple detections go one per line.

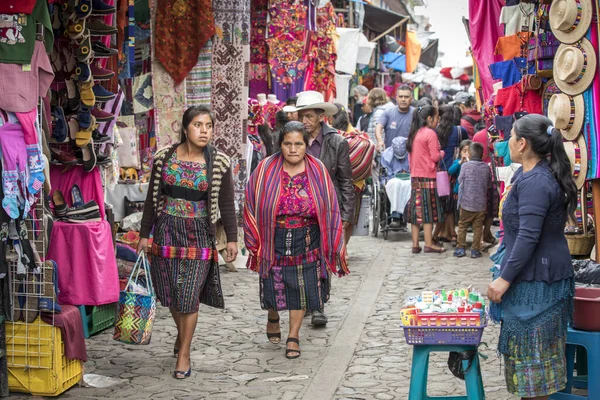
(448, 159), (462, 193)
(500, 160), (573, 283)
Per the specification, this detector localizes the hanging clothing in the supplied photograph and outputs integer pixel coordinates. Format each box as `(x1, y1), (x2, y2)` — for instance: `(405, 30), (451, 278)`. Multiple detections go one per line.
(494, 32), (532, 61)
(489, 57), (534, 88)
(0, 123), (31, 218)
(154, 0), (215, 85)
(0, 0), (53, 64)
(499, 3), (536, 35)
(0, 41), (54, 113)
(495, 83), (542, 115)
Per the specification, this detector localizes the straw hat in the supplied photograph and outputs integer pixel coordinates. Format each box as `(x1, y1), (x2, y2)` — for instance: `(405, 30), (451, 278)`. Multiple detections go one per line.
(547, 93), (584, 140)
(553, 38), (597, 96)
(290, 91), (338, 116)
(542, 79), (562, 115)
(549, 0), (593, 44)
(563, 134), (588, 189)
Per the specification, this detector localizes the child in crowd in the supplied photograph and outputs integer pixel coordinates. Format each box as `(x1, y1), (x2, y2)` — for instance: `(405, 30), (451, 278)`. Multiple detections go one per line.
(447, 140), (472, 246)
(454, 142), (491, 258)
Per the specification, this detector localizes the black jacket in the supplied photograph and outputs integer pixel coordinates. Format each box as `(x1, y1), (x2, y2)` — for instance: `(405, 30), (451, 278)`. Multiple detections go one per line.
(318, 123), (355, 223)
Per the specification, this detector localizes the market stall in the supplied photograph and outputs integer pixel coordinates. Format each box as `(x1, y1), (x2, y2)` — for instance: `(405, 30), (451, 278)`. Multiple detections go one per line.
(468, 0), (600, 259)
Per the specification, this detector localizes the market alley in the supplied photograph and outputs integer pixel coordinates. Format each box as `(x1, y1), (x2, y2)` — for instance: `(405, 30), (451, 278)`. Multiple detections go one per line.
(26, 234), (512, 400)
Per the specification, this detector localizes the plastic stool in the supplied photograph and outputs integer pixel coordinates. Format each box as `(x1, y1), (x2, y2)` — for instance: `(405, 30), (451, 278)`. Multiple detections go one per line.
(409, 345), (485, 400)
(551, 328), (600, 399)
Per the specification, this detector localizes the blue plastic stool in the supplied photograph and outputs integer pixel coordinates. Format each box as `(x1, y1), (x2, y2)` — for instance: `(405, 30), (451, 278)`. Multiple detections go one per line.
(551, 328), (600, 399)
(409, 345), (485, 400)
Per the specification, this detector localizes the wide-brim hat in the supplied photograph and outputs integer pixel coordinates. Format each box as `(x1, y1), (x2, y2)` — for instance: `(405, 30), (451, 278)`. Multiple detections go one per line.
(548, 93), (585, 140)
(554, 38), (597, 96)
(563, 134), (588, 189)
(292, 91), (338, 116)
(550, 0), (593, 44)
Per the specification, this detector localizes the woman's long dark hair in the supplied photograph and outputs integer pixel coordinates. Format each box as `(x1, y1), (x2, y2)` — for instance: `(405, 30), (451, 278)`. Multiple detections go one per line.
(435, 105), (455, 148)
(331, 103), (350, 131)
(452, 105), (463, 125)
(407, 100), (437, 153)
(513, 114), (578, 217)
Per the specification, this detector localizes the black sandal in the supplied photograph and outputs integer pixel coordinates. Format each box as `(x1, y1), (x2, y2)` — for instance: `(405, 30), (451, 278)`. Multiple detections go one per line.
(285, 338), (301, 359)
(267, 317), (281, 344)
(173, 346), (179, 358)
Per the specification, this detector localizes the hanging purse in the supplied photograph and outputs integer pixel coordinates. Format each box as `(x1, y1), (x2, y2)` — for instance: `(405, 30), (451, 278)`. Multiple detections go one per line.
(436, 158), (451, 197)
(113, 251), (156, 345)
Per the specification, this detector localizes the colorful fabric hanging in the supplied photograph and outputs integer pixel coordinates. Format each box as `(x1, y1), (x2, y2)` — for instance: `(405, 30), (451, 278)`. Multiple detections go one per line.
(154, 0), (216, 85)
(211, 0), (251, 158)
(185, 40), (213, 106)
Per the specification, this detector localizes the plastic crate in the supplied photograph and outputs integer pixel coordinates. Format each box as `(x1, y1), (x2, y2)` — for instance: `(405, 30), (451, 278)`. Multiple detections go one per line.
(5, 318), (83, 396)
(402, 323), (487, 345)
(78, 303), (117, 338)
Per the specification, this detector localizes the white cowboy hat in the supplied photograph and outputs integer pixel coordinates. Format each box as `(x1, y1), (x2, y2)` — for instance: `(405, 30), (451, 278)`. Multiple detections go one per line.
(553, 38), (597, 96)
(563, 134), (588, 189)
(282, 105), (297, 113)
(548, 93), (584, 140)
(550, 0), (593, 44)
(292, 91), (338, 116)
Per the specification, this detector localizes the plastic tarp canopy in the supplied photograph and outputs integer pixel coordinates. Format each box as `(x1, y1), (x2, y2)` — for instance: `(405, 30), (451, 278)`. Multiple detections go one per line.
(382, 52), (406, 72)
(363, 4), (408, 40)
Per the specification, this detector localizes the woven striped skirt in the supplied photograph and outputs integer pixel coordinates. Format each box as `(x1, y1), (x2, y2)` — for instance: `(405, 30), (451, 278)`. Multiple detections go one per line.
(407, 177), (444, 225)
(260, 218), (329, 311)
(150, 200), (217, 314)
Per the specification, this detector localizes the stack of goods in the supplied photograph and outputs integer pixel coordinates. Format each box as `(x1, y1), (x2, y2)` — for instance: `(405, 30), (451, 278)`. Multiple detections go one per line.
(400, 288), (487, 327)
(49, 0), (118, 172)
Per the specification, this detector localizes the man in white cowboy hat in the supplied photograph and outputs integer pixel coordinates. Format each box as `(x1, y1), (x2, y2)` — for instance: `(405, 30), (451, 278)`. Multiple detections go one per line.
(291, 90), (355, 327)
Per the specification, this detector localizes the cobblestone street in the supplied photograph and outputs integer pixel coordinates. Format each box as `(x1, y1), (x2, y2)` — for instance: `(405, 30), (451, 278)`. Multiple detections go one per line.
(30, 234), (513, 399)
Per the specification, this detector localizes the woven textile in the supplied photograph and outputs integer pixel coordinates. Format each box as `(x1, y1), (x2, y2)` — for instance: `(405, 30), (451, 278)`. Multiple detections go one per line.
(211, 0), (251, 158)
(150, 0), (187, 148)
(186, 40), (213, 106)
(154, 0), (215, 85)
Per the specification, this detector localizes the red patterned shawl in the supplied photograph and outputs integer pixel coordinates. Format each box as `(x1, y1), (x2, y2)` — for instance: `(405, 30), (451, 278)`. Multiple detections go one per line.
(244, 153), (349, 278)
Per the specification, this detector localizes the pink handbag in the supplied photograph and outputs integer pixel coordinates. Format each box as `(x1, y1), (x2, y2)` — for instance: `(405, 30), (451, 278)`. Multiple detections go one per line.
(436, 171), (451, 197)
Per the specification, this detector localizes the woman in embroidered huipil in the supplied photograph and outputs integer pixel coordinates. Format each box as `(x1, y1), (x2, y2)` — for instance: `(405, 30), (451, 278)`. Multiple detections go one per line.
(487, 115), (577, 399)
(138, 106), (238, 379)
(244, 121), (349, 359)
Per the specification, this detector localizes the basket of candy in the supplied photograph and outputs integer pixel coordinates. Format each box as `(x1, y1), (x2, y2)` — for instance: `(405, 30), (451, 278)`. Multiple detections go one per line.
(400, 288), (487, 345)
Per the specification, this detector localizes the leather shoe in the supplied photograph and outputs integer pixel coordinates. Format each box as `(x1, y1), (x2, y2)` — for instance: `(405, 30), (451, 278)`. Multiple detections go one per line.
(93, 84), (115, 102)
(311, 311), (328, 326)
(87, 20), (117, 36)
(92, 0), (116, 15)
(90, 64), (115, 80)
(91, 107), (114, 122)
(74, 62), (91, 82)
(79, 80), (95, 107)
(92, 41), (118, 57)
(75, 0), (92, 19)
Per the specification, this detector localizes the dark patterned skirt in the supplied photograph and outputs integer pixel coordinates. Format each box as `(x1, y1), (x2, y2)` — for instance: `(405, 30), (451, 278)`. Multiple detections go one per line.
(486, 184), (500, 219)
(260, 219), (329, 311)
(441, 176), (458, 215)
(407, 177), (444, 225)
(150, 210), (218, 314)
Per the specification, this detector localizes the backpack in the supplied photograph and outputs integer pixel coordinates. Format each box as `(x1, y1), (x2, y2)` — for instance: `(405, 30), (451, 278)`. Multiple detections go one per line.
(341, 129), (375, 183)
(461, 115), (486, 133)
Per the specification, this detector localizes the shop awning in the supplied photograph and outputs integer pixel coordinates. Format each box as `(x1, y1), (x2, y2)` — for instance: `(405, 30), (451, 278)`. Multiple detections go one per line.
(363, 4), (410, 42)
(381, 0), (416, 23)
(419, 38), (439, 68)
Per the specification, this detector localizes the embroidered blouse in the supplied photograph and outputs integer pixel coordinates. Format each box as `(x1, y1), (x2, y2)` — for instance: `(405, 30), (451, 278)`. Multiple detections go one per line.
(276, 171), (317, 219)
(162, 152), (209, 201)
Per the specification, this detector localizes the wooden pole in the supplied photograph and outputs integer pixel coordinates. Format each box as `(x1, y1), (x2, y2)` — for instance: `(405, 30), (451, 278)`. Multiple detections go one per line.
(592, 180), (600, 261)
(349, 0), (354, 28)
(370, 17), (410, 43)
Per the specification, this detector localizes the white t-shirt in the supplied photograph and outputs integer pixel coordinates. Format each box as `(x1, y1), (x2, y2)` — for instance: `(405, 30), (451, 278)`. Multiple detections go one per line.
(499, 4), (536, 36)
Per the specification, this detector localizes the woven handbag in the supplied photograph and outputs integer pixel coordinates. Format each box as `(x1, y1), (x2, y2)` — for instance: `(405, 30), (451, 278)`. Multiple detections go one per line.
(113, 251), (156, 345)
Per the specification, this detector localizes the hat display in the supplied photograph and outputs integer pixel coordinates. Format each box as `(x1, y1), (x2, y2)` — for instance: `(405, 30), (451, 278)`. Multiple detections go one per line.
(290, 91), (338, 116)
(549, 0), (593, 44)
(563, 134), (588, 189)
(553, 38), (597, 96)
(547, 93), (584, 140)
(542, 79), (562, 115)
